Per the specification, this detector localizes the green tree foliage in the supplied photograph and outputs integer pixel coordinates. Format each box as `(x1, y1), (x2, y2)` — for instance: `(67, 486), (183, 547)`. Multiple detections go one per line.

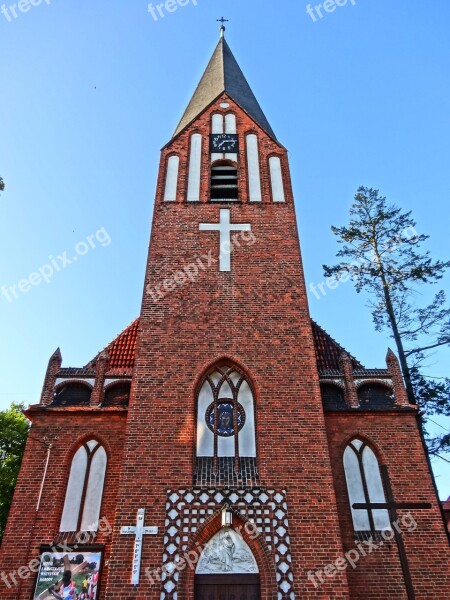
(0, 177), (4, 192)
(0, 403), (29, 543)
(324, 186), (450, 454)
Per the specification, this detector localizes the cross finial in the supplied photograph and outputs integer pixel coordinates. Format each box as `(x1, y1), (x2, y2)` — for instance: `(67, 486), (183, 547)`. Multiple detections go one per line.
(217, 17), (229, 38)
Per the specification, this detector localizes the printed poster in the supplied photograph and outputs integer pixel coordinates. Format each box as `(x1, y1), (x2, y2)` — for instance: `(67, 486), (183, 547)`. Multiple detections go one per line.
(33, 550), (102, 600)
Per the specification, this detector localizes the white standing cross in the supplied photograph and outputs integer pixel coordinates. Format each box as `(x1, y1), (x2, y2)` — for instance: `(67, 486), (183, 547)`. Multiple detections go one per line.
(121, 508), (158, 586)
(199, 208), (251, 272)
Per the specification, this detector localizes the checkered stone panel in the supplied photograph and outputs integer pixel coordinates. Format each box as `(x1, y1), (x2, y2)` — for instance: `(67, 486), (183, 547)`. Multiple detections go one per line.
(160, 488), (294, 600)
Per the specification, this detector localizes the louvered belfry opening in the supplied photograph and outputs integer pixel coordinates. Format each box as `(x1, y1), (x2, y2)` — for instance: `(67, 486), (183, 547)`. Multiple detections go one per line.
(211, 161), (239, 200)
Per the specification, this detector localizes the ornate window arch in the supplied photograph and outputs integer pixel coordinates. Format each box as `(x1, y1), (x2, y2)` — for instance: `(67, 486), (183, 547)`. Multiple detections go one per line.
(103, 380), (131, 407)
(196, 363), (257, 485)
(53, 381), (92, 407)
(357, 383), (395, 408)
(343, 438), (391, 533)
(320, 383), (346, 410)
(60, 439), (107, 533)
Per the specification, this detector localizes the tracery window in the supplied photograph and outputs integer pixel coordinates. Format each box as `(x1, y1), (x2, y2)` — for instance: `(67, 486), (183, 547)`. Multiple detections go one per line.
(60, 440), (107, 532)
(343, 438), (391, 533)
(196, 364), (256, 485)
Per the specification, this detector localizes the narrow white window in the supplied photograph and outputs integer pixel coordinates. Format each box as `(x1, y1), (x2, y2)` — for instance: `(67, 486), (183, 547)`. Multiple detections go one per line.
(211, 114), (224, 162)
(225, 114), (237, 161)
(269, 156), (286, 203)
(164, 155), (180, 202)
(212, 113), (224, 134)
(60, 440), (107, 532)
(225, 113), (237, 134)
(343, 439), (391, 533)
(80, 446), (107, 531)
(246, 134), (262, 202)
(187, 133), (202, 202)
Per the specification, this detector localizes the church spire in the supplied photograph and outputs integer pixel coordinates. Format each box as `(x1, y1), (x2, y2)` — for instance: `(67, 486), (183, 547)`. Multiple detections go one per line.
(173, 35), (276, 140)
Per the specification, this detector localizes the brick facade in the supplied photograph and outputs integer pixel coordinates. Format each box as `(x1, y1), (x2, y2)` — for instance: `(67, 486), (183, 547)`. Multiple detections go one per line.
(1, 35), (448, 600)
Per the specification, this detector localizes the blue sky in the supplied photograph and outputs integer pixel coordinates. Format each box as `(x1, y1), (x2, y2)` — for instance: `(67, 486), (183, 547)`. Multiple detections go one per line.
(1, 0), (449, 496)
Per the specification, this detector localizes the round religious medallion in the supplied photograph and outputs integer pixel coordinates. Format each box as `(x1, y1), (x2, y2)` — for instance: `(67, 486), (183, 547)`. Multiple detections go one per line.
(206, 401), (246, 437)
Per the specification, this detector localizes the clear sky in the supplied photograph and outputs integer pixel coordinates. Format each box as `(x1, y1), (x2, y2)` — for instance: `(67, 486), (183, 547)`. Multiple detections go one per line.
(1, 0), (449, 496)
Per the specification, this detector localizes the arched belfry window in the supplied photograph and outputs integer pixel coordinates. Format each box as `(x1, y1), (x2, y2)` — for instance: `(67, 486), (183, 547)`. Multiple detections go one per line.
(343, 439), (391, 534)
(196, 364), (257, 486)
(60, 440), (107, 533)
(210, 160), (239, 201)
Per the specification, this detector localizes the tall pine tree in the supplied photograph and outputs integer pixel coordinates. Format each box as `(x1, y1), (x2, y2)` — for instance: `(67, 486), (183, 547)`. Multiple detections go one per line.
(324, 186), (450, 454)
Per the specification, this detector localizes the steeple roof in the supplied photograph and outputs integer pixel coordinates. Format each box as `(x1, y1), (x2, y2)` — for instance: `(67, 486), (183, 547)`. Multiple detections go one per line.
(173, 37), (276, 140)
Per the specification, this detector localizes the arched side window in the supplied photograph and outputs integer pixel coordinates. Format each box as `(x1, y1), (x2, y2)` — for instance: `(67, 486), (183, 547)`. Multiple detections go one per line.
(357, 384), (395, 409)
(320, 383), (346, 410)
(187, 133), (202, 202)
(164, 155), (180, 202)
(103, 382), (131, 407)
(60, 440), (107, 533)
(53, 383), (91, 407)
(269, 156), (286, 203)
(343, 439), (391, 533)
(196, 364), (257, 485)
(246, 133), (262, 202)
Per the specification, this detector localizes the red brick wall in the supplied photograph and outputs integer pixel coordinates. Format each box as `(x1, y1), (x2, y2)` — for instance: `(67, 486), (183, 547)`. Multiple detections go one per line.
(0, 409), (126, 600)
(325, 410), (450, 599)
(104, 95), (350, 599)
(3, 92), (448, 600)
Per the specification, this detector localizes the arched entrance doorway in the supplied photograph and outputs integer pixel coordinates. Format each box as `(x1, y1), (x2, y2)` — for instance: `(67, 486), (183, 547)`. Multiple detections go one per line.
(194, 527), (260, 600)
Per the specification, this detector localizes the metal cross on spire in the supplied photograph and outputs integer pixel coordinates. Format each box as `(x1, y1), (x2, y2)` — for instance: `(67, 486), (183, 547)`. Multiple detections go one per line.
(217, 16), (229, 37)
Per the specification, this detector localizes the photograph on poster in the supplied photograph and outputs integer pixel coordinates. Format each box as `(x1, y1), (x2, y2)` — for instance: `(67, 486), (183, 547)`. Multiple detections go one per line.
(33, 551), (102, 600)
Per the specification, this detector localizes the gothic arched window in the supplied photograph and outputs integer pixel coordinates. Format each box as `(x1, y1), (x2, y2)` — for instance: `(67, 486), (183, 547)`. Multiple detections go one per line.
(53, 382), (91, 407)
(60, 440), (107, 533)
(320, 383), (346, 410)
(103, 381), (131, 407)
(196, 364), (256, 485)
(357, 384), (395, 409)
(343, 439), (391, 533)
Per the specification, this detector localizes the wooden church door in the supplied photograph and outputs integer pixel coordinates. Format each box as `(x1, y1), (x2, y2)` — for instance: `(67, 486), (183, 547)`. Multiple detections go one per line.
(195, 574), (260, 600)
(194, 528), (260, 600)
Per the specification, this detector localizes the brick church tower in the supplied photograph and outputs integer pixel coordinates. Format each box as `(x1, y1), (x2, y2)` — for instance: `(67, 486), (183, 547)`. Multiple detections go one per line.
(1, 28), (449, 600)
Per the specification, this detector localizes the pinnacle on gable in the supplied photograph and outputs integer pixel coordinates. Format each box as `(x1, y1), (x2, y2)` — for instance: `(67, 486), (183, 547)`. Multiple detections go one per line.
(51, 347), (62, 363)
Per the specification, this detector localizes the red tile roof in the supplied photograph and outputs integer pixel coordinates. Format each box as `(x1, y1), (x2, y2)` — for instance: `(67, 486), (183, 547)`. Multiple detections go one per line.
(311, 320), (363, 372)
(85, 318), (363, 375)
(86, 319), (139, 372)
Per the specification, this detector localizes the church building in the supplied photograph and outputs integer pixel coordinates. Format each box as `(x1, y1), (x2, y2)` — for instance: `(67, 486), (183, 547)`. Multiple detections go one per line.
(1, 27), (449, 600)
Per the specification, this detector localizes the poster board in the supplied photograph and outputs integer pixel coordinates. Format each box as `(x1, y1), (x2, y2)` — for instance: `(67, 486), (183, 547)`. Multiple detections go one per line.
(33, 547), (103, 600)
